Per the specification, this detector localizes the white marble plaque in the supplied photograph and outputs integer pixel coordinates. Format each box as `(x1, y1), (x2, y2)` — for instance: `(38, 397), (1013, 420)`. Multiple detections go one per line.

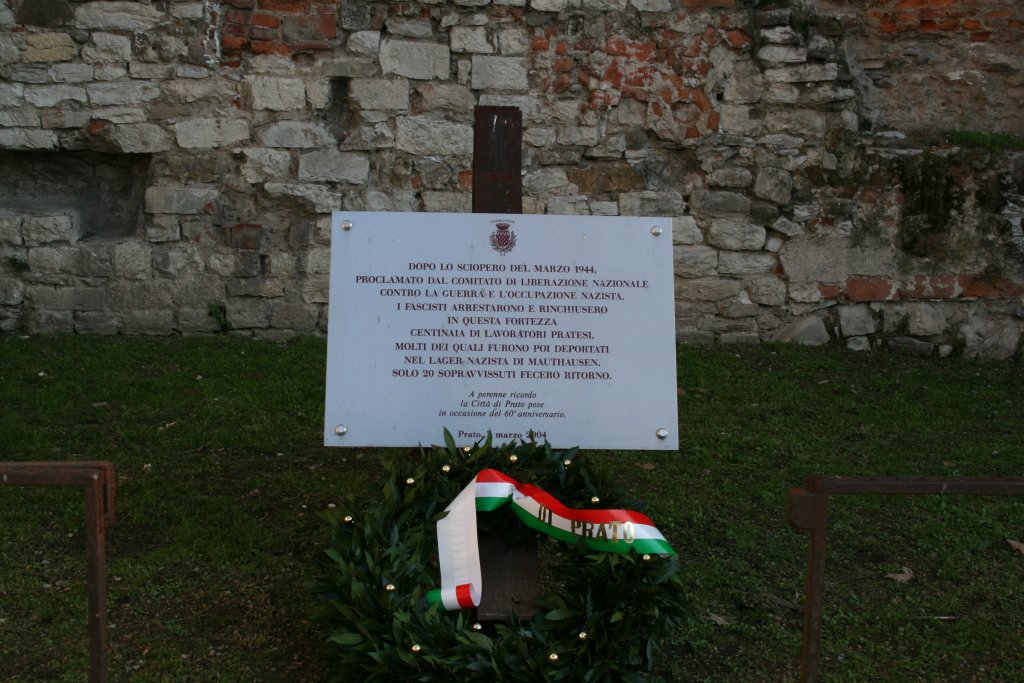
(324, 212), (678, 450)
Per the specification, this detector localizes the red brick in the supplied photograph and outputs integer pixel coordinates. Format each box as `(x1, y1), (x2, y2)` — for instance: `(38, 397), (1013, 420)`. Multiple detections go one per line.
(971, 31), (992, 41)
(691, 88), (712, 113)
(626, 41), (656, 61)
(222, 22), (252, 38)
(554, 41), (569, 56)
(959, 275), (1024, 298)
(251, 40), (290, 55)
(220, 35), (250, 52)
(682, 0), (734, 7)
(898, 274), (959, 299)
(250, 25), (278, 41)
(282, 14), (336, 43)
(818, 284), (841, 299)
(261, 0), (308, 12)
(552, 73), (572, 94)
(252, 12), (282, 28)
(225, 8), (252, 23)
(531, 36), (549, 51)
(702, 26), (718, 48)
(458, 170), (473, 191)
(605, 38), (626, 56)
(685, 125), (701, 139)
(604, 62), (624, 88)
(707, 110), (720, 132)
(845, 276), (895, 302)
(918, 19), (939, 32)
(223, 223), (262, 250)
(897, 0), (955, 8)
(552, 57), (574, 73)
(962, 18), (984, 30)
(724, 29), (751, 49)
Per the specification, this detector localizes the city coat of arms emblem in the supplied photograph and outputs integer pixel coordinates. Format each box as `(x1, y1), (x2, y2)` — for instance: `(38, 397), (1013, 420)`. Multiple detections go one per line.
(489, 221), (517, 254)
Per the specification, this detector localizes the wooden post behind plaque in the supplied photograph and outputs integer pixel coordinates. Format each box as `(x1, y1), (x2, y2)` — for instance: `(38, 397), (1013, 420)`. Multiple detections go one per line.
(470, 106), (540, 621)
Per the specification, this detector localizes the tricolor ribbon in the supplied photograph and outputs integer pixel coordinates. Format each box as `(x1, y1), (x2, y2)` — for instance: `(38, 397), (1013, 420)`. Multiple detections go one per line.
(428, 469), (675, 611)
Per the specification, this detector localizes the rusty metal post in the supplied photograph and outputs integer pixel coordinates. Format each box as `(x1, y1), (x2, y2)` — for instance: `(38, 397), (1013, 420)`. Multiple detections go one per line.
(0, 461), (116, 683)
(787, 475), (1024, 683)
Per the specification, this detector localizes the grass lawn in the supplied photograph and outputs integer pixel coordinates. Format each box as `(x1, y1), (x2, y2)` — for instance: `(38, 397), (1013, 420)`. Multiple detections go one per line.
(1, 335), (1022, 682)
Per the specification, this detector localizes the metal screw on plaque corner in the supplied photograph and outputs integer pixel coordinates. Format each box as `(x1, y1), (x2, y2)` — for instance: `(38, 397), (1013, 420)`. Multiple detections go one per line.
(651, 225), (663, 237)
(334, 425), (347, 437)
(342, 219), (353, 231)
(656, 428), (669, 440)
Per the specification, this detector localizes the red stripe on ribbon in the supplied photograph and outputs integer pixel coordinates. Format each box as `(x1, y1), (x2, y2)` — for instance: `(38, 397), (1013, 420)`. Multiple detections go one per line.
(455, 583), (474, 609)
(476, 468), (657, 527)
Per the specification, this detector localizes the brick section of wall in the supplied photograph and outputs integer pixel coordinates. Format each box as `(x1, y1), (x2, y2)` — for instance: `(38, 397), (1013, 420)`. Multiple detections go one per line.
(866, 0), (1022, 42)
(219, 0), (339, 60)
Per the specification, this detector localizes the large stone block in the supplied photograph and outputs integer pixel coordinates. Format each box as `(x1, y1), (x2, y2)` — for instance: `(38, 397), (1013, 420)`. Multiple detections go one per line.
(51, 63), (94, 83)
(348, 31), (381, 56)
(0, 128), (57, 149)
(25, 309), (74, 335)
(263, 183), (341, 213)
(380, 40), (449, 80)
(523, 168), (569, 193)
(175, 117), (250, 149)
(451, 27), (494, 54)
(82, 32), (132, 63)
(145, 186), (219, 215)
(23, 32), (77, 62)
(260, 121), (333, 148)
(247, 76), (306, 111)
(779, 236), (897, 283)
(772, 317), (829, 345)
(242, 148), (293, 183)
(421, 191), (471, 213)
(718, 251), (777, 275)
(471, 56), (529, 91)
(75, 1), (164, 30)
(674, 245), (719, 277)
(298, 150), (370, 184)
(753, 168), (793, 205)
(24, 84), (88, 107)
(414, 82), (476, 113)
(87, 80), (160, 105)
(620, 191), (684, 216)
(707, 220), (766, 251)
(838, 304), (876, 337)
(23, 214), (76, 245)
(111, 123), (172, 152)
(764, 63), (839, 83)
(395, 116), (473, 156)
(960, 314), (1022, 360)
(690, 190), (751, 218)
(350, 78), (410, 110)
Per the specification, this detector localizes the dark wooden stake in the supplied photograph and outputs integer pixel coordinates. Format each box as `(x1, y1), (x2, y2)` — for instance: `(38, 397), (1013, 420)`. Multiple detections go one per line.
(472, 106), (522, 215)
(470, 105), (538, 621)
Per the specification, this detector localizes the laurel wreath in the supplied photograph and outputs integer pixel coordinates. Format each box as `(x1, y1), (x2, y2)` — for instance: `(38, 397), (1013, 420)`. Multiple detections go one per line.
(313, 432), (688, 682)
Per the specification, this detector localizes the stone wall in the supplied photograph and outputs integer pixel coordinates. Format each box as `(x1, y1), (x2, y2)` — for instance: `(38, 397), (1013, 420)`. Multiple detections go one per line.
(0, 0), (1022, 358)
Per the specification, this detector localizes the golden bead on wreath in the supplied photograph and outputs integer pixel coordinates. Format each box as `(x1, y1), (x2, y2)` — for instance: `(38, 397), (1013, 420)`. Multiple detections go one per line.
(548, 653), (559, 662)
